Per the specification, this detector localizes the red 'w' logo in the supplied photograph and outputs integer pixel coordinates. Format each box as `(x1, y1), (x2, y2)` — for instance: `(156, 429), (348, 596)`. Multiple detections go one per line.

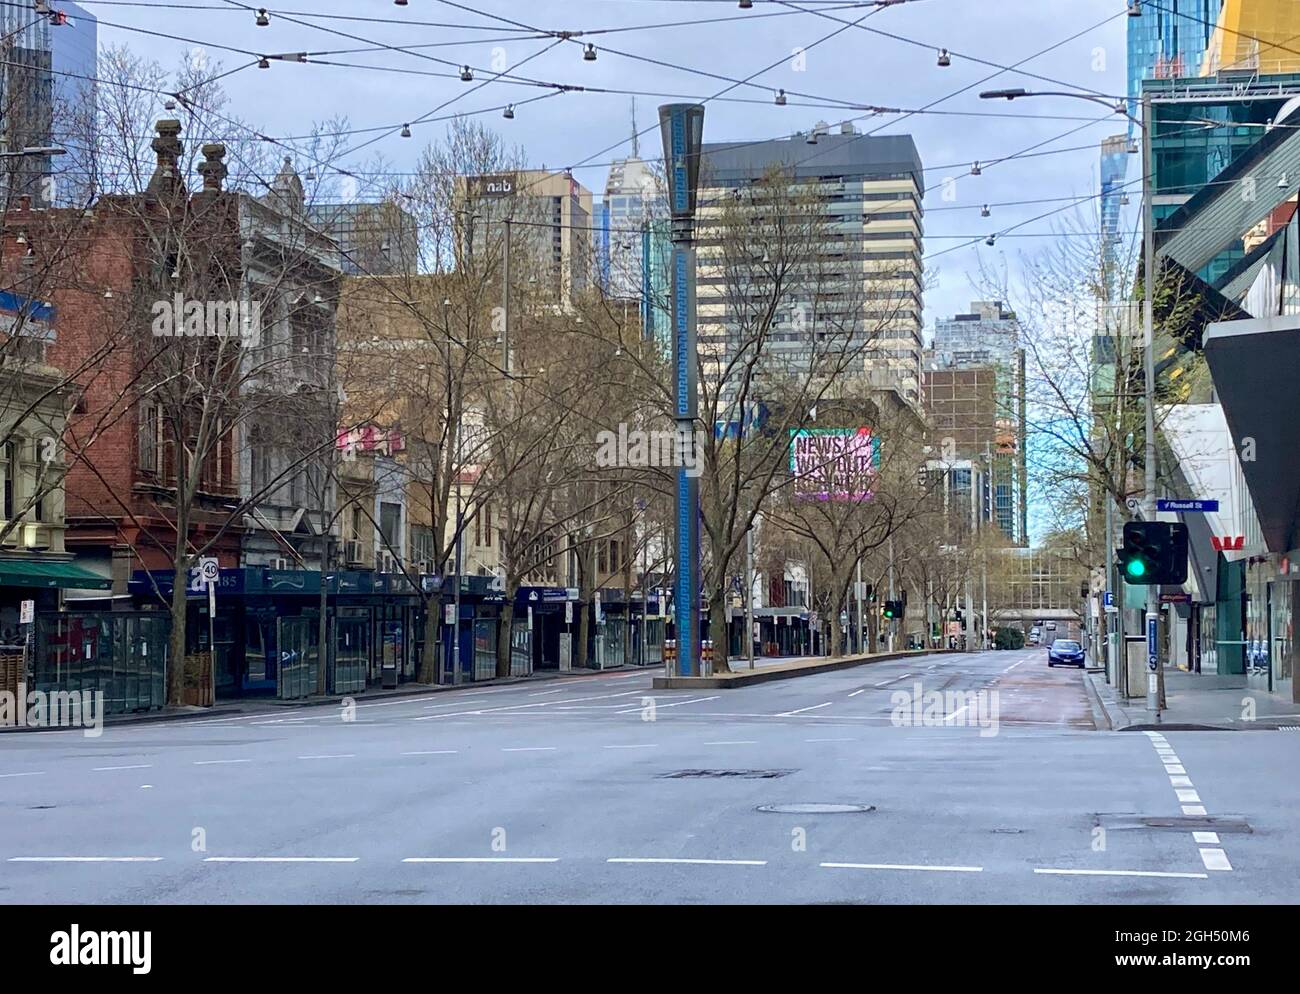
(1212, 536), (1244, 551)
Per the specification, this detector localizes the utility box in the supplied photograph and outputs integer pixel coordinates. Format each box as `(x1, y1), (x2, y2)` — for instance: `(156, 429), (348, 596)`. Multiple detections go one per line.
(1125, 635), (1147, 698)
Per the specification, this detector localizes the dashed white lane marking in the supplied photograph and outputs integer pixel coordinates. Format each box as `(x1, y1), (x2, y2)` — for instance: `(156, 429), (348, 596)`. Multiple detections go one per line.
(777, 702), (833, 716)
(501, 746), (556, 752)
(401, 750), (459, 756)
(416, 689), (644, 721)
(850, 689), (867, 697)
(1175, 789), (1202, 803)
(703, 740), (757, 746)
(204, 857), (359, 863)
(402, 857), (559, 864)
(423, 697), (495, 710)
(608, 857), (766, 866)
(603, 743), (657, 749)
(806, 737), (854, 742)
(1164, 764), (1186, 774)
(823, 862), (982, 873)
(1193, 832), (1220, 845)
(1182, 805), (1208, 816)
(1169, 775), (1194, 787)
(93, 764), (152, 772)
(194, 759), (252, 766)
(1199, 849), (1232, 871)
(528, 689), (565, 697)
(615, 695), (719, 714)
(0, 771), (45, 778)
(297, 754), (355, 761)
(9, 856), (164, 862)
(1034, 868), (1207, 879)
(944, 705), (970, 724)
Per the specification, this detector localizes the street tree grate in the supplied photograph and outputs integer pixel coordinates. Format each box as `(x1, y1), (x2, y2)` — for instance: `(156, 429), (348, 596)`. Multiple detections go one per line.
(660, 769), (795, 779)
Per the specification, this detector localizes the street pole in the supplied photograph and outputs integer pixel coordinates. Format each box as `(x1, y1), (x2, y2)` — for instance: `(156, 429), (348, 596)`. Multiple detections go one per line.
(887, 535), (896, 653)
(745, 526), (755, 669)
(1141, 92), (1161, 718)
(659, 104), (704, 677)
(855, 557), (864, 656)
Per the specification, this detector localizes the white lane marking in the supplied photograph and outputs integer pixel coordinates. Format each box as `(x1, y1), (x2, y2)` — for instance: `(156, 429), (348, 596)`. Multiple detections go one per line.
(1163, 764), (1186, 774)
(194, 759), (252, 766)
(297, 754), (355, 761)
(9, 856), (163, 862)
(1175, 789), (1202, 803)
(402, 750), (459, 756)
(615, 696), (719, 714)
(1199, 849), (1232, 871)
(501, 746), (556, 752)
(822, 862), (982, 873)
(204, 857), (359, 863)
(703, 740), (757, 746)
(1169, 775), (1194, 787)
(0, 771), (45, 778)
(422, 697), (495, 710)
(1182, 805), (1208, 816)
(528, 689), (565, 697)
(944, 705), (970, 724)
(402, 857), (558, 863)
(1193, 832), (1220, 845)
(850, 689), (867, 697)
(806, 737), (853, 742)
(416, 689), (644, 721)
(777, 702), (833, 717)
(603, 743), (657, 749)
(93, 765), (152, 772)
(608, 857), (766, 866)
(1034, 868), (1207, 879)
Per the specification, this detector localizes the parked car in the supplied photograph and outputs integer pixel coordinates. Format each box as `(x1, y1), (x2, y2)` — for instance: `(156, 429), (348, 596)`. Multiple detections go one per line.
(1047, 638), (1085, 668)
(1029, 627), (1042, 645)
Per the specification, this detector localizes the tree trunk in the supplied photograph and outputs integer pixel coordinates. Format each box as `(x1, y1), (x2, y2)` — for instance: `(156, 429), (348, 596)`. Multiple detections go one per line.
(167, 550), (189, 707)
(495, 597), (514, 679)
(708, 592), (730, 673)
(418, 591), (439, 684)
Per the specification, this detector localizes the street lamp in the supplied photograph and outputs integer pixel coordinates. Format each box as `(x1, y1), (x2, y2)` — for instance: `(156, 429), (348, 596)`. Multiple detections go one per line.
(981, 86), (1160, 717)
(658, 103), (704, 677)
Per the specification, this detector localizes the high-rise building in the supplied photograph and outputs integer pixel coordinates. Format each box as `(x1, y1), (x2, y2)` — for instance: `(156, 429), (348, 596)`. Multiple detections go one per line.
(307, 201), (419, 276)
(1099, 134), (1131, 281)
(1201, 0), (1300, 76)
(0, 7), (53, 203)
(695, 124), (925, 403)
(600, 154), (659, 298)
(457, 169), (593, 303)
(928, 301), (1028, 545)
(50, 2), (97, 206)
(1127, 1), (1222, 113)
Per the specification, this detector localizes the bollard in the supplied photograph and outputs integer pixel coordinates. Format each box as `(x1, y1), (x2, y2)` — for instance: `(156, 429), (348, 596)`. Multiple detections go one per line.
(701, 638), (713, 677)
(664, 639), (677, 677)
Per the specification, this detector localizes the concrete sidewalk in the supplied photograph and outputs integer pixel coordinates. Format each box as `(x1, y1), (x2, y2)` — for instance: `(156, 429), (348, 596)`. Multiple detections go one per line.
(1085, 667), (1300, 730)
(0, 662), (659, 732)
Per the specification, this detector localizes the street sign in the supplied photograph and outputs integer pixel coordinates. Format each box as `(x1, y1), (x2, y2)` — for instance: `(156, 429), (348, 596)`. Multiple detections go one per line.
(1160, 592), (1191, 604)
(1103, 591), (1114, 607)
(1157, 498), (1219, 513)
(199, 557), (219, 583)
(1146, 616), (1158, 671)
(19, 599), (33, 624)
(444, 603), (456, 625)
(565, 601), (573, 624)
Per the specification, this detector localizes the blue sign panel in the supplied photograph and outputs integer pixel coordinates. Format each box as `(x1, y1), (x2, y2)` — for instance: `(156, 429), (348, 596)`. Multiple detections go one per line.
(1147, 615), (1158, 671)
(1103, 591), (1114, 607)
(670, 110), (688, 214)
(1156, 498), (1219, 513)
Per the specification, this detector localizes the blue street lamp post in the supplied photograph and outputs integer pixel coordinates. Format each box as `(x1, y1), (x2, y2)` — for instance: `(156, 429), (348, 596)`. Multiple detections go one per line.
(659, 103), (704, 677)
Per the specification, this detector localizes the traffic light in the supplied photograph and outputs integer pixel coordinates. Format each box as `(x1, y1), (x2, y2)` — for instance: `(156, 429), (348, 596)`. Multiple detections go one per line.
(1117, 521), (1188, 585)
(881, 600), (904, 620)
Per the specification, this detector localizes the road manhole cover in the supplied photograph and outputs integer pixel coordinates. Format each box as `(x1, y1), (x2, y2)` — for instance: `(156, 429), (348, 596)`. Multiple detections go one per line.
(660, 769), (794, 779)
(756, 803), (875, 814)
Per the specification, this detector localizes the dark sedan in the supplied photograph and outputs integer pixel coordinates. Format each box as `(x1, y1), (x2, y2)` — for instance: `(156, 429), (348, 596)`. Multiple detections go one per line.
(1047, 639), (1085, 668)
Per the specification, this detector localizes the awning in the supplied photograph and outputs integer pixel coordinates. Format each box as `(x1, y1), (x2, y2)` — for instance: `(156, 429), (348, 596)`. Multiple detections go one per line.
(0, 559), (112, 590)
(1204, 313), (1300, 553)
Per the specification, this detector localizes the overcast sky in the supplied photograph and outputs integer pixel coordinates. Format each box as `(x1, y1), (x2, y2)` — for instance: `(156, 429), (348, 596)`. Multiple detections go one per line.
(85, 0), (1134, 333)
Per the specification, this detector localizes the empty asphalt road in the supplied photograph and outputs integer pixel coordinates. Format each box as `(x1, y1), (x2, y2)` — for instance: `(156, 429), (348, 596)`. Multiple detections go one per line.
(2, 648), (1295, 903)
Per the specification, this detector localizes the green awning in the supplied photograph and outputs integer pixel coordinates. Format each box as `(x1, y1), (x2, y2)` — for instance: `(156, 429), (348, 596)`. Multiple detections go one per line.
(0, 559), (112, 590)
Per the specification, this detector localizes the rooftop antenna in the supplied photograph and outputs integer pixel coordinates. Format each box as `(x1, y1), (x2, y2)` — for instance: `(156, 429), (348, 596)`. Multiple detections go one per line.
(630, 98), (639, 159)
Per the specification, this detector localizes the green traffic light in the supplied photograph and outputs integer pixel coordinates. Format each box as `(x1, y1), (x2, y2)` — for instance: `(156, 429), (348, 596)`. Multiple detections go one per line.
(1126, 558), (1146, 578)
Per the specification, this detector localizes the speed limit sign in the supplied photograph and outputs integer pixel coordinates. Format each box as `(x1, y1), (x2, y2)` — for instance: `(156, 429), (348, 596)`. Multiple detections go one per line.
(199, 557), (219, 583)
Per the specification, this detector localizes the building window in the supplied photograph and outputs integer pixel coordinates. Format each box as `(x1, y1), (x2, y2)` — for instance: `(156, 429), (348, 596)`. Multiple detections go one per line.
(379, 501), (402, 556)
(2, 441), (16, 519)
(139, 404), (160, 474)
